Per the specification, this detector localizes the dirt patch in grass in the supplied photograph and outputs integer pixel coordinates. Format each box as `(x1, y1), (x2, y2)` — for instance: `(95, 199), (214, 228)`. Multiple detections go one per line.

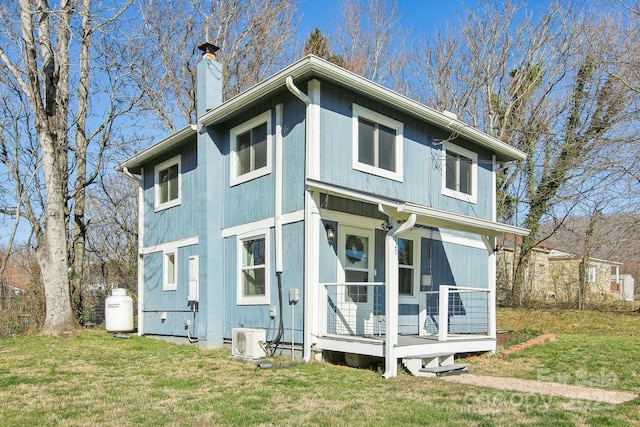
(500, 333), (556, 357)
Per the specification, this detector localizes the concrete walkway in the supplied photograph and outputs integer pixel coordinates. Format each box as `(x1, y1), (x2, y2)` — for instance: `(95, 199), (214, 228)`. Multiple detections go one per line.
(441, 374), (638, 404)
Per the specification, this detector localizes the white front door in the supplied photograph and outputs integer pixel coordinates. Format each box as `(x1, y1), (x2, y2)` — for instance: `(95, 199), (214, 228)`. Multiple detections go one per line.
(336, 226), (375, 335)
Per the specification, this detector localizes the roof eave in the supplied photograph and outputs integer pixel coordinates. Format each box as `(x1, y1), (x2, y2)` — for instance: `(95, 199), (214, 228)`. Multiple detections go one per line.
(115, 125), (197, 173)
(199, 55), (526, 162)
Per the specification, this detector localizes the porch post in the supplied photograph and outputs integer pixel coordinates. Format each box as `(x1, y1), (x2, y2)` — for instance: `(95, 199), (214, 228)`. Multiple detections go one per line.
(483, 236), (497, 341)
(383, 231), (399, 378)
(382, 213), (416, 379)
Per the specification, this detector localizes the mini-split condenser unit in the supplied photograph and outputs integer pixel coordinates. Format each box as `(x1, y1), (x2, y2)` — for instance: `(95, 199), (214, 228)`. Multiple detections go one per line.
(231, 328), (266, 359)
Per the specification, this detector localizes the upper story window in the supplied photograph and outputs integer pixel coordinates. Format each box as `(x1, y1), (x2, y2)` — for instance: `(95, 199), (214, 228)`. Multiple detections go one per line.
(230, 110), (272, 186)
(155, 155), (181, 211)
(237, 231), (270, 305)
(352, 104), (403, 182)
(441, 142), (477, 204)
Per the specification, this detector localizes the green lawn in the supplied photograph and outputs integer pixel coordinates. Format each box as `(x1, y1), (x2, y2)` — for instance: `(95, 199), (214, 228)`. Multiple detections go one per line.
(1, 309), (639, 426)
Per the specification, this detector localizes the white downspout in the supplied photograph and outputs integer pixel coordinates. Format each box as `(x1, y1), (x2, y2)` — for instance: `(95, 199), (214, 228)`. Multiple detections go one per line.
(122, 167), (144, 336)
(275, 103), (284, 274)
(286, 76), (314, 363)
(381, 211), (416, 379)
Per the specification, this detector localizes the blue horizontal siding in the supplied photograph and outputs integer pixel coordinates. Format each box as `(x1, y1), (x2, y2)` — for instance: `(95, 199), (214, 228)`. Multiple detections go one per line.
(223, 221), (305, 342)
(318, 81), (494, 221)
(142, 137), (198, 247)
(141, 244), (199, 336)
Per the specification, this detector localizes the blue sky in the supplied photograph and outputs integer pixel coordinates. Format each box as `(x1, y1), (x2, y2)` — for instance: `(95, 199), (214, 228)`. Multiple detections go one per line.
(297, 0), (463, 39)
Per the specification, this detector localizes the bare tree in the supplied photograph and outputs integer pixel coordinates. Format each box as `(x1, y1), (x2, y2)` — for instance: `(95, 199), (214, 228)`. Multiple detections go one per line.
(331, 0), (409, 91)
(134, 0), (298, 132)
(0, 0), (142, 335)
(412, 1), (640, 305)
(85, 173), (139, 291)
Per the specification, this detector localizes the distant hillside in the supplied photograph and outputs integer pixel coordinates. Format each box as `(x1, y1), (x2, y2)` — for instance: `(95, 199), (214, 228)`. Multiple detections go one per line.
(537, 213), (640, 271)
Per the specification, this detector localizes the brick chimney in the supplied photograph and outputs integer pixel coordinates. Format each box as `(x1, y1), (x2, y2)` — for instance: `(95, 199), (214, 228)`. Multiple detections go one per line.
(197, 42), (222, 116)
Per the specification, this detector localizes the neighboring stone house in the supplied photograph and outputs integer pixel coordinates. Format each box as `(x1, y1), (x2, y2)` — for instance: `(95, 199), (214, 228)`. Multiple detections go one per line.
(496, 235), (623, 304)
(496, 235), (552, 303)
(547, 250), (622, 303)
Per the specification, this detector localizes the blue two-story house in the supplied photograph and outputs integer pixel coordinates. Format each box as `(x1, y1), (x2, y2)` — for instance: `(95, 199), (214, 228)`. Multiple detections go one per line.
(117, 45), (528, 378)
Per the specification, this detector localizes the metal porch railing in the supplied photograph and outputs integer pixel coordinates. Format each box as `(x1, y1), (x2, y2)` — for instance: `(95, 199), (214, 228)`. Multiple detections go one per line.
(423, 286), (490, 341)
(321, 283), (491, 341)
(322, 282), (385, 336)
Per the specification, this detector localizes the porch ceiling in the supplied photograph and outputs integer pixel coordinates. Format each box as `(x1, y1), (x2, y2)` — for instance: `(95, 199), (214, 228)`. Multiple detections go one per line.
(308, 180), (529, 238)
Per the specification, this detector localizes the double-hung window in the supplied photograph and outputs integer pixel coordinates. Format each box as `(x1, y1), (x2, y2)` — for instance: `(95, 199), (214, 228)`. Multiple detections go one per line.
(155, 155), (181, 211)
(230, 110), (272, 186)
(442, 142), (477, 203)
(398, 238), (416, 298)
(352, 104), (403, 182)
(237, 232), (270, 305)
(587, 265), (597, 283)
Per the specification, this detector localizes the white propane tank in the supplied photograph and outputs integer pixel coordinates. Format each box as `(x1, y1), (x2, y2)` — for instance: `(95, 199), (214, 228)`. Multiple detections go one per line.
(105, 288), (134, 332)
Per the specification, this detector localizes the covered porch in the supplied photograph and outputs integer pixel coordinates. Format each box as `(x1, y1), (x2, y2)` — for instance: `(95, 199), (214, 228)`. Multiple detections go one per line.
(315, 282), (497, 375)
(304, 181), (529, 378)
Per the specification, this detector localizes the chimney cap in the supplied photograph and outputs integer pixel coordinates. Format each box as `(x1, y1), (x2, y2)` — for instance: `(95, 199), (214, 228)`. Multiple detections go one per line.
(198, 42), (220, 55)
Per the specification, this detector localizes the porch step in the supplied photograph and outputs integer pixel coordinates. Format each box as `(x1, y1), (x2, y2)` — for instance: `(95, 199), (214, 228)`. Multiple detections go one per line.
(419, 363), (469, 376)
(402, 353), (468, 377)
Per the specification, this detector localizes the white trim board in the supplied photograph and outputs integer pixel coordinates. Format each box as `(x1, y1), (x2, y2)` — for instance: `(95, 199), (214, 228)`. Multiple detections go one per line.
(140, 236), (199, 255)
(221, 210), (305, 238)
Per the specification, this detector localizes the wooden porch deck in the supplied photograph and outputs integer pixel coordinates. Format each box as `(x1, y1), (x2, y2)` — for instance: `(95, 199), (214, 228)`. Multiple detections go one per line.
(315, 334), (496, 359)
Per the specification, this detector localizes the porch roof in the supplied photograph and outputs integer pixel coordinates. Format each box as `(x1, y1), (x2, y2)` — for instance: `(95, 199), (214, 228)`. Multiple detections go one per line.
(308, 180), (529, 238)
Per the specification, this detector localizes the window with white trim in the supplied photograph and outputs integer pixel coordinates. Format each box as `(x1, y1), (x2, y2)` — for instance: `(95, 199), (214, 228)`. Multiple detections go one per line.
(155, 155), (181, 211)
(230, 110), (272, 186)
(398, 238), (416, 297)
(164, 250), (177, 291)
(352, 104), (403, 182)
(442, 142), (477, 203)
(237, 231), (270, 305)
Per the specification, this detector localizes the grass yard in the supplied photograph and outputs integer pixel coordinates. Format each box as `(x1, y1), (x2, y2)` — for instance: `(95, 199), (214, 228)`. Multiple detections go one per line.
(0, 309), (639, 426)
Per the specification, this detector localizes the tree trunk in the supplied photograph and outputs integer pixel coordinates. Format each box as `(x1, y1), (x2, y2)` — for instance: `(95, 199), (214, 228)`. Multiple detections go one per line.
(37, 129), (77, 336)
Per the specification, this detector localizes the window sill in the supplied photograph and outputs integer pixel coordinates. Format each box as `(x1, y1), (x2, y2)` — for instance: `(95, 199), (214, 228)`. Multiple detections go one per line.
(237, 297), (270, 306)
(442, 188), (477, 204)
(231, 167), (271, 187)
(155, 199), (181, 212)
(353, 162), (403, 182)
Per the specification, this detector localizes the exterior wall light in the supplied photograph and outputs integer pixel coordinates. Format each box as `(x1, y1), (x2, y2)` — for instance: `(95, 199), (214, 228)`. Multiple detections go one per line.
(325, 224), (336, 244)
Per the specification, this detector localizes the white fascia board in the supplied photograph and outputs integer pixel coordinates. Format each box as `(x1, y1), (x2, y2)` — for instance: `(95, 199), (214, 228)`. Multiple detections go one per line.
(307, 179), (529, 237)
(199, 55), (526, 162)
(398, 202), (530, 237)
(115, 125), (197, 172)
(306, 179), (401, 209)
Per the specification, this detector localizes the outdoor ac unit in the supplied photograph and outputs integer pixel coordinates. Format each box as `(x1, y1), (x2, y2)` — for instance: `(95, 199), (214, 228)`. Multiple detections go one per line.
(232, 328), (266, 359)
